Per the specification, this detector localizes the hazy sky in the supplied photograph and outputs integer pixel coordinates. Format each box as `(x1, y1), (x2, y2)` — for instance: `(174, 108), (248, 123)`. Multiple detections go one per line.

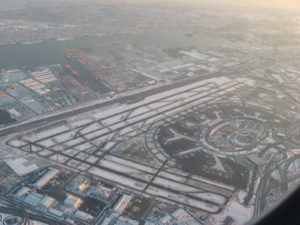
(168, 0), (300, 11)
(2, 0), (299, 12)
(118, 0), (300, 11)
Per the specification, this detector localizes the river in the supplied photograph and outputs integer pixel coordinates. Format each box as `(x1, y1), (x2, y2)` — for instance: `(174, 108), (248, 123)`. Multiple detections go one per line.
(0, 28), (231, 70)
(0, 28), (232, 125)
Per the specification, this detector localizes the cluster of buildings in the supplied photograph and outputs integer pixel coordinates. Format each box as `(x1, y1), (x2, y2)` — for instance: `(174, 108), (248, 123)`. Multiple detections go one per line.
(66, 176), (113, 202)
(65, 44), (242, 93)
(10, 168), (96, 224)
(0, 19), (59, 46)
(0, 2), (160, 46)
(145, 209), (201, 225)
(100, 196), (201, 225)
(7, 167), (107, 224)
(1, 160), (204, 225)
(6, 166), (166, 225)
(0, 65), (95, 123)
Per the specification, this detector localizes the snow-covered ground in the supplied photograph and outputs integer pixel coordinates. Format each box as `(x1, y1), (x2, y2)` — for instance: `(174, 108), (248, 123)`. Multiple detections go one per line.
(8, 76), (255, 212)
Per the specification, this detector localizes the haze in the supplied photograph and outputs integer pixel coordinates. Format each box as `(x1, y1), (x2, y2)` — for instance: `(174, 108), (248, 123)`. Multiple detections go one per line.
(176, 0), (300, 10)
(0, 0), (299, 225)
(2, 0), (300, 11)
(90, 0), (300, 11)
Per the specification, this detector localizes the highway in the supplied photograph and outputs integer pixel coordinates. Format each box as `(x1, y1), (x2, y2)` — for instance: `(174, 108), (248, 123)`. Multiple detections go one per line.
(0, 205), (69, 225)
(0, 207), (27, 225)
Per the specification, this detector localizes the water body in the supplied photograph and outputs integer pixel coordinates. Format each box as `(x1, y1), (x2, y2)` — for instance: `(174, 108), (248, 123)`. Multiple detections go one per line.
(0, 28), (231, 70)
(0, 28), (231, 121)
(0, 109), (16, 125)
(0, 28), (232, 123)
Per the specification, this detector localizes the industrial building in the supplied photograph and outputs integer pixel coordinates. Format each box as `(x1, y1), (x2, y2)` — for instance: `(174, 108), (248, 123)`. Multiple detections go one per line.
(33, 168), (60, 189)
(63, 194), (83, 212)
(113, 194), (133, 213)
